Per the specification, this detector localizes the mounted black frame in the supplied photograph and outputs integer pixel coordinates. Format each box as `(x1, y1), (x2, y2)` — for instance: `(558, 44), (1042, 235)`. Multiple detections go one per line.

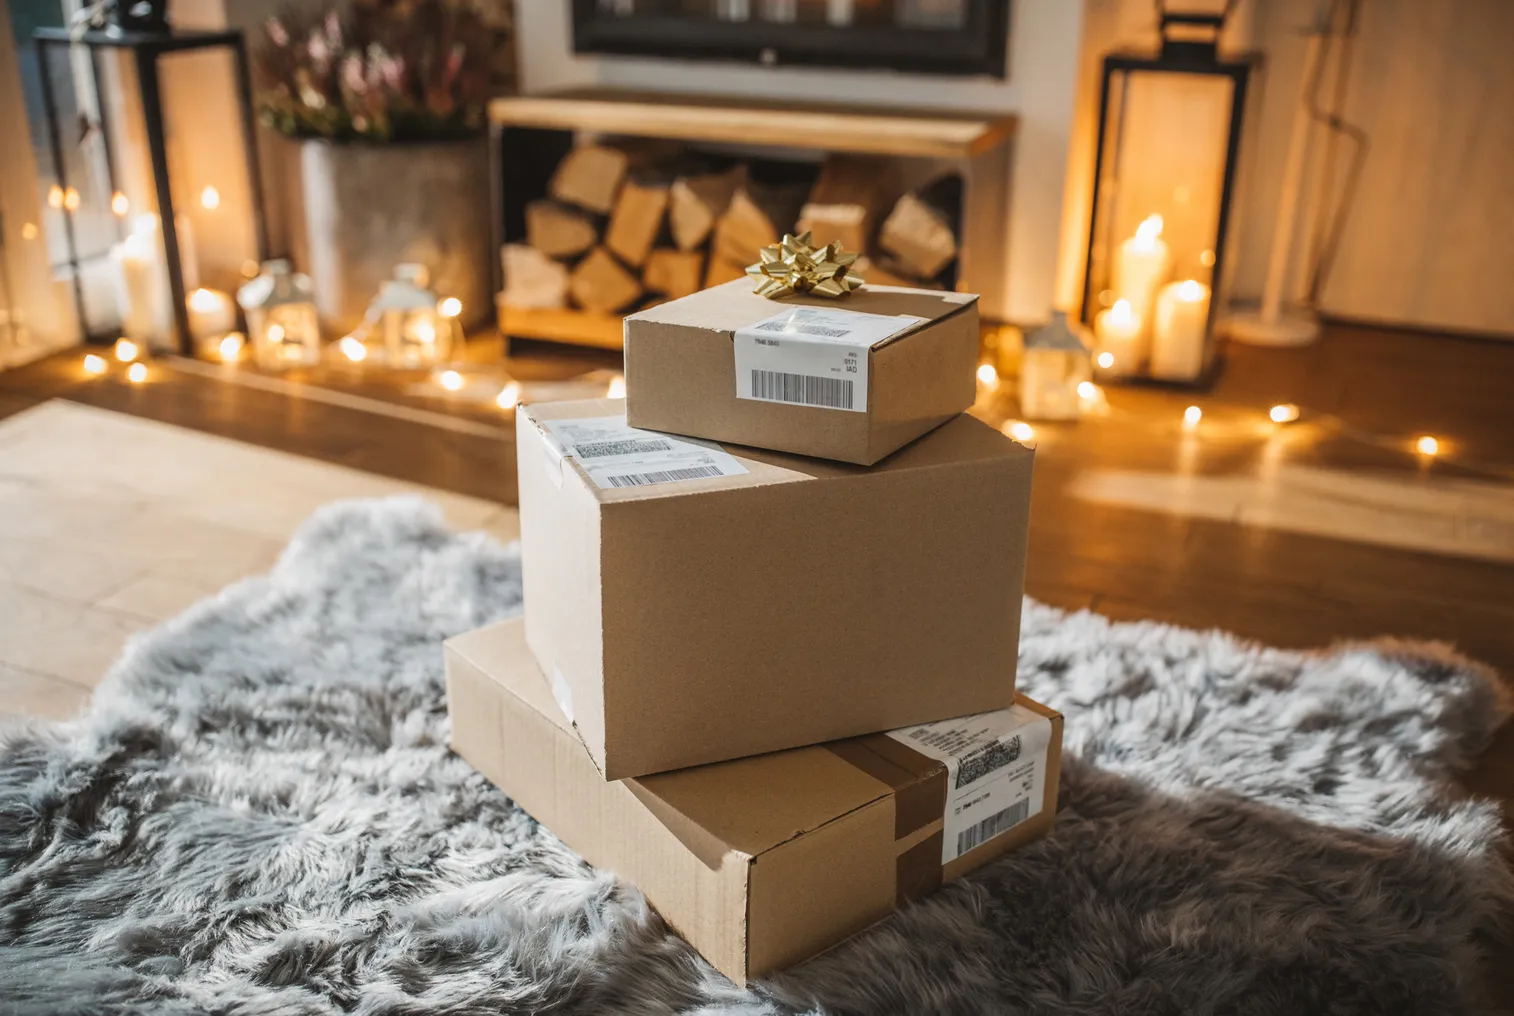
(570, 0), (1009, 79)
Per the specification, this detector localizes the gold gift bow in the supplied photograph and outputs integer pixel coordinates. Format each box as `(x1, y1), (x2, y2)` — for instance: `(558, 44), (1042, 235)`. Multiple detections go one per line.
(745, 232), (866, 299)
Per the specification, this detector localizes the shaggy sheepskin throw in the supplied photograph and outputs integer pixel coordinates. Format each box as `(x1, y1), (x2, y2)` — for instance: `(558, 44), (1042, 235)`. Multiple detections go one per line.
(0, 497), (1509, 1015)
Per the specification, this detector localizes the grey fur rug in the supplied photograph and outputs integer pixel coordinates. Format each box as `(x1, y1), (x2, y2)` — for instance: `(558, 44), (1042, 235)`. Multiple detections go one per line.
(1, 497), (1510, 1015)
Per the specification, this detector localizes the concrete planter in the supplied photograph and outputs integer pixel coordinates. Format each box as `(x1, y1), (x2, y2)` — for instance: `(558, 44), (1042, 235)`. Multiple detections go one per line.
(282, 137), (491, 336)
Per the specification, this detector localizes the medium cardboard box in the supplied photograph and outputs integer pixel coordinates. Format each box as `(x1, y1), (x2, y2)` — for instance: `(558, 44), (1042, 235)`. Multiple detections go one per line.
(624, 280), (980, 465)
(446, 616), (1063, 983)
(518, 397), (1034, 779)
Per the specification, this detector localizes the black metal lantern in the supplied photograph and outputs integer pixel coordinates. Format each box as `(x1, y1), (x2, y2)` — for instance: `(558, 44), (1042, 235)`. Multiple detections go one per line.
(1081, 2), (1257, 385)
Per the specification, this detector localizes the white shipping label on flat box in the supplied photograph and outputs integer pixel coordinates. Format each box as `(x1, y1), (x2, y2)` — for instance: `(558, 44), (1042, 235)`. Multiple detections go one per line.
(542, 415), (748, 490)
(733, 307), (923, 413)
(887, 704), (1053, 864)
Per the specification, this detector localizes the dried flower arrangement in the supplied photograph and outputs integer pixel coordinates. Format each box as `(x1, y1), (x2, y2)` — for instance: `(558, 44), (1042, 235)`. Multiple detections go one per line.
(255, 0), (494, 143)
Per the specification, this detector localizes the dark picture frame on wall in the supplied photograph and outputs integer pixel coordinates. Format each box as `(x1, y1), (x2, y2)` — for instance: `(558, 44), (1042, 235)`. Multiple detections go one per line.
(570, 0), (1010, 79)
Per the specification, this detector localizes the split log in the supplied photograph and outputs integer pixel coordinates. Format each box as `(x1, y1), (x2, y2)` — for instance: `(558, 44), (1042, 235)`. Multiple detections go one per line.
(704, 255), (749, 290)
(668, 166), (744, 252)
(643, 248), (705, 300)
(569, 247), (642, 314)
(604, 177), (670, 268)
(524, 200), (597, 259)
(877, 174), (963, 280)
(549, 144), (629, 215)
(796, 155), (898, 255)
(501, 244), (569, 309)
(711, 180), (808, 266)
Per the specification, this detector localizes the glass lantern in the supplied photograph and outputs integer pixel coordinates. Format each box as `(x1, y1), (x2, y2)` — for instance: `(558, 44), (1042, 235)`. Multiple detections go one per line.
(237, 260), (321, 370)
(1081, 3), (1256, 385)
(1018, 312), (1092, 421)
(369, 264), (450, 369)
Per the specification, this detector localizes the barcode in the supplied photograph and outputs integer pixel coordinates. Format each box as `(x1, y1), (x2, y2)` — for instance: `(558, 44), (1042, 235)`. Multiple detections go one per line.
(956, 798), (1031, 856)
(750, 369), (854, 409)
(574, 438), (673, 459)
(754, 319), (850, 338)
(956, 734), (1022, 789)
(605, 464), (725, 487)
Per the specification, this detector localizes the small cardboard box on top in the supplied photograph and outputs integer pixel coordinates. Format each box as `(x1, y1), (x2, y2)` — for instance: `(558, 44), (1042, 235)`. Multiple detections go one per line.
(517, 397), (1035, 780)
(446, 616), (1063, 983)
(624, 280), (980, 465)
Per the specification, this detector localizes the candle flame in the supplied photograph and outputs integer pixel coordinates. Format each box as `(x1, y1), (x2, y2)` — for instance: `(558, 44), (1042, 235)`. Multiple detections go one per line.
(1110, 299), (1136, 324)
(200, 186), (221, 210)
(1177, 280), (1208, 302)
(218, 333), (244, 362)
(111, 192), (130, 217)
(1077, 381), (1098, 400)
(438, 297), (462, 319)
(1096, 351), (1115, 369)
(1135, 214), (1164, 243)
(496, 382), (521, 410)
(188, 288), (220, 312)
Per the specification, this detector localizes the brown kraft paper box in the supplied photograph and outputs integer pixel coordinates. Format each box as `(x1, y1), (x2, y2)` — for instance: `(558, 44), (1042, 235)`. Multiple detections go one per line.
(517, 397), (1035, 779)
(446, 616), (1064, 983)
(624, 280), (979, 465)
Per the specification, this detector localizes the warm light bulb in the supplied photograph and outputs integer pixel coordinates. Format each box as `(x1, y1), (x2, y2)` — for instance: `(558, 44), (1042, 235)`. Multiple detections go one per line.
(438, 297), (462, 319)
(1183, 405), (1202, 430)
(1134, 214), (1164, 244)
(200, 186), (220, 210)
(1415, 435), (1439, 456)
(218, 333), (244, 362)
(339, 336), (367, 362)
(1005, 421), (1035, 444)
(496, 382), (521, 410)
(46, 185), (63, 209)
(82, 353), (107, 376)
(976, 363), (998, 385)
(1096, 351), (1115, 369)
(1076, 381), (1097, 400)
(62, 188), (81, 211)
(607, 375), (627, 399)
(110, 191), (130, 217)
(113, 337), (139, 362)
(438, 369), (464, 392)
(1269, 403), (1300, 424)
(267, 323), (286, 342)
(126, 362), (147, 383)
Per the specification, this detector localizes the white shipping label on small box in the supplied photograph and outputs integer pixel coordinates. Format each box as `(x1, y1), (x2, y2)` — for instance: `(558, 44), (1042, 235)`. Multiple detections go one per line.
(887, 703), (1053, 864)
(733, 307), (923, 413)
(543, 415), (748, 490)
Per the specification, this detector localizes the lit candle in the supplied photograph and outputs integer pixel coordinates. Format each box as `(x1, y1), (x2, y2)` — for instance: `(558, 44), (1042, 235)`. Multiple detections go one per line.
(111, 216), (172, 345)
(1151, 280), (1211, 381)
(186, 287), (236, 341)
(1094, 298), (1142, 374)
(1113, 214), (1171, 317)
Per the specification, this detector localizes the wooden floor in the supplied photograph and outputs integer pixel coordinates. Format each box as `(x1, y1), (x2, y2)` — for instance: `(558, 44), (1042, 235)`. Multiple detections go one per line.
(2, 319), (1513, 998)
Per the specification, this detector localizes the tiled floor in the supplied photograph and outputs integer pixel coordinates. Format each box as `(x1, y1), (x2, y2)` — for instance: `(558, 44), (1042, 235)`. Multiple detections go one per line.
(0, 399), (518, 725)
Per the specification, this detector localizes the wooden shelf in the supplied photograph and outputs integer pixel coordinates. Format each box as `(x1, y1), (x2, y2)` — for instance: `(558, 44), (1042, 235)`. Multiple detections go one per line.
(488, 89), (1015, 160)
(496, 301), (625, 350)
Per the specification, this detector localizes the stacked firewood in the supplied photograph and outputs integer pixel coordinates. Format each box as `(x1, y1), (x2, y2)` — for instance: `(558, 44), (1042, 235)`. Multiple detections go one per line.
(501, 143), (963, 314)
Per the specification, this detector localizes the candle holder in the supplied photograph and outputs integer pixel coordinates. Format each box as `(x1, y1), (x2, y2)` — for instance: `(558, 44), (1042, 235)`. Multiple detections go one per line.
(238, 260), (321, 369)
(368, 264), (452, 369)
(1018, 312), (1092, 422)
(1079, 2), (1257, 386)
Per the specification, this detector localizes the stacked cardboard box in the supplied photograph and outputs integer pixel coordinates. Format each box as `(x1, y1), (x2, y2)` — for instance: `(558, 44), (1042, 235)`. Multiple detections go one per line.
(447, 279), (1060, 982)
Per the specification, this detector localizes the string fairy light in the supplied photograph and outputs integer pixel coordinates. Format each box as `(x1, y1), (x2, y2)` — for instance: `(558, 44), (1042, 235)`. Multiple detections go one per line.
(1182, 405), (1202, 430)
(1095, 351), (1115, 370)
(82, 353), (107, 376)
(1268, 403), (1300, 424)
(1415, 435), (1439, 457)
(437, 369), (464, 392)
(126, 362), (147, 383)
(338, 336), (367, 362)
(113, 337), (139, 362)
(976, 363), (999, 386)
(496, 381), (521, 410)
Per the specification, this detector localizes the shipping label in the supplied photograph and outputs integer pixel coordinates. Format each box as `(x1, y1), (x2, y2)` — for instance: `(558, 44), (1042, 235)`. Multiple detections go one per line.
(542, 415), (748, 490)
(733, 307), (923, 413)
(886, 703), (1053, 864)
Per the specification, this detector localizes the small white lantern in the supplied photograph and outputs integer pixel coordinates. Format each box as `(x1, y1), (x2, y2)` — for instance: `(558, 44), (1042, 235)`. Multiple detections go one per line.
(369, 263), (450, 369)
(1018, 311), (1093, 421)
(237, 260), (321, 370)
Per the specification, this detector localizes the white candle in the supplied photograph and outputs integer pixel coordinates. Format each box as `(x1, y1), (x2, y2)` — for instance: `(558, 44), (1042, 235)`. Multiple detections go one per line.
(1113, 214), (1171, 317)
(1151, 280), (1211, 380)
(111, 216), (172, 345)
(186, 287), (236, 341)
(1094, 298), (1143, 374)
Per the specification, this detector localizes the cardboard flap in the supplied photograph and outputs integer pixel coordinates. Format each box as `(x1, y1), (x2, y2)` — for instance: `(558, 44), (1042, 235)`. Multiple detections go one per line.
(634, 746), (892, 858)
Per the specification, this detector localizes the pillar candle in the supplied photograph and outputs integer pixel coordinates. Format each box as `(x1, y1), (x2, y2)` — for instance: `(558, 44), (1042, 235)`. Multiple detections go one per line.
(1094, 299), (1143, 374)
(111, 217), (171, 345)
(186, 287), (236, 340)
(1151, 280), (1211, 381)
(1112, 214), (1171, 316)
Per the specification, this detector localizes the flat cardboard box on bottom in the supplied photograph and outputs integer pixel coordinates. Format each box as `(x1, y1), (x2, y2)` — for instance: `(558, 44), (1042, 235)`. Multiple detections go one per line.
(446, 617), (1063, 983)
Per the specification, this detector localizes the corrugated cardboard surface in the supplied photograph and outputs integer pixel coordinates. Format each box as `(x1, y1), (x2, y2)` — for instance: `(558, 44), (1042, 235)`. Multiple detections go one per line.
(518, 398), (1035, 779)
(624, 280), (980, 464)
(446, 616), (1063, 983)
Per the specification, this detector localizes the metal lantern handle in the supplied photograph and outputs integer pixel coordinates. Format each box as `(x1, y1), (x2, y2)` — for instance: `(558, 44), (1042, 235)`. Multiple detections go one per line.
(1153, 0), (1240, 61)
